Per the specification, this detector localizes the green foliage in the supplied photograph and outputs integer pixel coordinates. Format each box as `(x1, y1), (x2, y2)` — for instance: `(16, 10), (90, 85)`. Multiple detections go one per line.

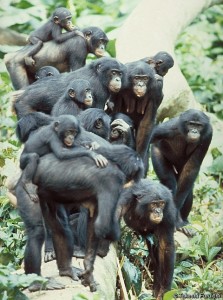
(0, 264), (47, 300)
(175, 5), (223, 119)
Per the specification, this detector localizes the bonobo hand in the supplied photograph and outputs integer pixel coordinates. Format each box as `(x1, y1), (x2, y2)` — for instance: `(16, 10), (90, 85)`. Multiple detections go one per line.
(89, 141), (100, 150)
(24, 57), (36, 66)
(111, 118), (130, 134)
(91, 153), (108, 168)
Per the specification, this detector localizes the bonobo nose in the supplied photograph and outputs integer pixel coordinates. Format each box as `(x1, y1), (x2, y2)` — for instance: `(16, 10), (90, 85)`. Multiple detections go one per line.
(116, 78), (121, 82)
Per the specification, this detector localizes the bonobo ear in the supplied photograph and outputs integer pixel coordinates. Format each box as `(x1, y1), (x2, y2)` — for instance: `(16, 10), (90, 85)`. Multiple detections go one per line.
(68, 88), (76, 98)
(156, 59), (163, 65)
(84, 30), (92, 40)
(133, 192), (143, 202)
(54, 121), (60, 131)
(53, 16), (60, 24)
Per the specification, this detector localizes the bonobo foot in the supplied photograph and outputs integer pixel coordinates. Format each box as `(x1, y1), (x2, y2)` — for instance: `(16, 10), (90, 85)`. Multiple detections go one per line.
(24, 56), (35, 66)
(23, 182), (39, 202)
(44, 249), (56, 263)
(79, 270), (98, 292)
(176, 217), (195, 237)
(28, 277), (65, 292)
(59, 266), (82, 281)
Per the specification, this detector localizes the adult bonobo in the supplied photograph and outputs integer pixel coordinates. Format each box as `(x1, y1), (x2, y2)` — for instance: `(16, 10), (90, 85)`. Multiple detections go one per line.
(116, 179), (176, 300)
(151, 109), (213, 234)
(16, 139), (144, 291)
(4, 26), (109, 89)
(14, 57), (125, 118)
(107, 60), (164, 173)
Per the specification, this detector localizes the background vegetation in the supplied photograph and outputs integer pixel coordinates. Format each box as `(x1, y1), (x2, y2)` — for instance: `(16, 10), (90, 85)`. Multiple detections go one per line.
(0, 1), (222, 299)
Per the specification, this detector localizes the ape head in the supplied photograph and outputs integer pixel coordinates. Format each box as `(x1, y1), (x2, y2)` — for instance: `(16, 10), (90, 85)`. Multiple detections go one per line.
(83, 26), (109, 57)
(54, 115), (81, 147)
(132, 179), (173, 225)
(67, 79), (93, 107)
(125, 61), (155, 98)
(179, 109), (210, 144)
(52, 7), (74, 31)
(92, 57), (126, 93)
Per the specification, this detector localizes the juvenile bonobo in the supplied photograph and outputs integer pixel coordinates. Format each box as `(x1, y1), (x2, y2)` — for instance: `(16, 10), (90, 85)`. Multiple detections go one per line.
(19, 115), (107, 202)
(51, 79), (93, 116)
(116, 179), (176, 300)
(151, 109), (213, 234)
(110, 113), (136, 148)
(24, 7), (83, 66)
(78, 108), (111, 140)
(35, 66), (60, 80)
(141, 51), (174, 77)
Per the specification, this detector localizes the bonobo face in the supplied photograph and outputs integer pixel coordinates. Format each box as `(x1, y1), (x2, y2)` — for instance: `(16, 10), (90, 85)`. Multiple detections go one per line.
(132, 75), (149, 97)
(186, 121), (203, 143)
(108, 69), (123, 93)
(149, 200), (165, 224)
(53, 8), (74, 31)
(54, 116), (80, 147)
(94, 39), (108, 57)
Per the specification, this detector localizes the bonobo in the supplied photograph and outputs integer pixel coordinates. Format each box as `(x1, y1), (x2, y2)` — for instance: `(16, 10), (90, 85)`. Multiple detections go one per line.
(107, 60), (163, 172)
(116, 179), (176, 300)
(15, 133), (144, 291)
(110, 113), (135, 148)
(151, 109), (213, 234)
(78, 108), (111, 140)
(35, 66), (60, 80)
(24, 7), (83, 66)
(4, 26), (109, 89)
(141, 51), (174, 77)
(19, 115), (107, 202)
(51, 79), (93, 116)
(14, 57), (126, 118)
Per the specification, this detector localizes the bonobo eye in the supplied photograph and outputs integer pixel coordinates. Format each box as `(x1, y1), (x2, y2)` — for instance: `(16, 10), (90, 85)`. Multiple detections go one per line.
(142, 76), (149, 81)
(85, 88), (91, 92)
(158, 200), (165, 208)
(112, 71), (117, 75)
(134, 76), (139, 80)
(47, 72), (53, 77)
(135, 193), (143, 201)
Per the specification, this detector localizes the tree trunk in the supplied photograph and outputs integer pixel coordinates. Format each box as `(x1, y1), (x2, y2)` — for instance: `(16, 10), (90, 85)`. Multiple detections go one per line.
(116, 0), (223, 121)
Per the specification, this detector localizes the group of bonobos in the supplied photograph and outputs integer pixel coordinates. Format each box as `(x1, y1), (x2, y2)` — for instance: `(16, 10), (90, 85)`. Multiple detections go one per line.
(4, 7), (213, 300)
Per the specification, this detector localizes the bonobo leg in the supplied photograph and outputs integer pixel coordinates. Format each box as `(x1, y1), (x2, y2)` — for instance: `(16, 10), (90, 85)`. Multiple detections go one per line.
(79, 212), (99, 292)
(20, 153), (40, 202)
(16, 183), (65, 291)
(146, 227), (175, 300)
(44, 225), (56, 263)
(39, 198), (81, 281)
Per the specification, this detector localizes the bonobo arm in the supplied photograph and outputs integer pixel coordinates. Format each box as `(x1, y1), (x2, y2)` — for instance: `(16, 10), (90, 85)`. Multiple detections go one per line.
(151, 117), (179, 143)
(49, 136), (107, 167)
(174, 134), (212, 211)
(54, 30), (84, 43)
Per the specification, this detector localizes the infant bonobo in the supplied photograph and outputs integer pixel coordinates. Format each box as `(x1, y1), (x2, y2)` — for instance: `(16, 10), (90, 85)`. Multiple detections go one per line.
(25, 7), (84, 66)
(19, 115), (107, 202)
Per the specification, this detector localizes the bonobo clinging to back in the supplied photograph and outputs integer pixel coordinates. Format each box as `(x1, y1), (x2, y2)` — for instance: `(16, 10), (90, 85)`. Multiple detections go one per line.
(151, 109), (212, 234)
(24, 7), (83, 66)
(19, 115), (108, 202)
(4, 26), (109, 89)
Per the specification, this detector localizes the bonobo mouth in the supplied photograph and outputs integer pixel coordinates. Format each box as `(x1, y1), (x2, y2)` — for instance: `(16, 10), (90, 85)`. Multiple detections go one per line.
(109, 84), (121, 93)
(95, 48), (106, 57)
(134, 88), (146, 98)
(84, 99), (93, 106)
(64, 141), (73, 147)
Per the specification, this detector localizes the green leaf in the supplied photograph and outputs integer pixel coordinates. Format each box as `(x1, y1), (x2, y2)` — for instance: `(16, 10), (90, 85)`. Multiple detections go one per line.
(163, 289), (179, 300)
(207, 247), (221, 262)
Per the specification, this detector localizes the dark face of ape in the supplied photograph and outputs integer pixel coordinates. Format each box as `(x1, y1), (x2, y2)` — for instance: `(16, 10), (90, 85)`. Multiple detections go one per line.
(54, 115), (81, 147)
(179, 109), (209, 144)
(52, 8), (74, 31)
